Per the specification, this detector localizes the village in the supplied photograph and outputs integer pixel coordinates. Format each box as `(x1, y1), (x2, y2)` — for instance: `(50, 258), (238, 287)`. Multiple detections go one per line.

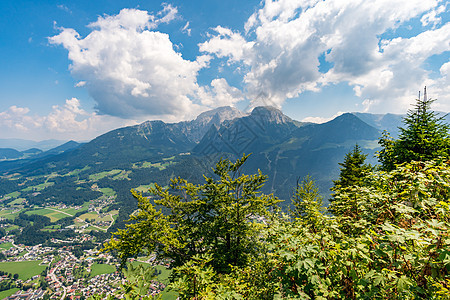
(0, 234), (169, 299)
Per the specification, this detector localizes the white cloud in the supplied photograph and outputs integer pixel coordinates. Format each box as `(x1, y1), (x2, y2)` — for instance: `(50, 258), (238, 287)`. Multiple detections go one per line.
(50, 7), (238, 121)
(302, 111), (345, 124)
(421, 4), (446, 28)
(181, 21), (191, 36)
(57, 4), (71, 13)
(0, 99), (136, 141)
(75, 81), (86, 87)
(50, 7), (244, 121)
(200, 0), (449, 114)
(157, 3), (179, 25)
(197, 78), (244, 107)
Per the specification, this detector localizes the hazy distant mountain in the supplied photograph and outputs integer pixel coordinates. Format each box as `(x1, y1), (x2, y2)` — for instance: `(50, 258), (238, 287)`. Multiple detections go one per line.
(0, 148), (22, 160)
(353, 111), (450, 138)
(0, 139), (68, 151)
(0, 141), (82, 172)
(351, 113), (404, 138)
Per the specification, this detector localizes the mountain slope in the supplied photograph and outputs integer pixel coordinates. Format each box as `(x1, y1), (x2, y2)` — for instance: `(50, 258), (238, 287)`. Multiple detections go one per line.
(191, 108), (382, 204)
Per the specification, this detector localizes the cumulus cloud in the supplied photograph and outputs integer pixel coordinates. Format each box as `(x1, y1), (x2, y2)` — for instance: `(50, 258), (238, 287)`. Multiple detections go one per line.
(0, 99), (135, 141)
(200, 0), (450, 114)
(49, 7), (241, 121)
(197, 78), (245, 107)
(302, 111), (345, 124)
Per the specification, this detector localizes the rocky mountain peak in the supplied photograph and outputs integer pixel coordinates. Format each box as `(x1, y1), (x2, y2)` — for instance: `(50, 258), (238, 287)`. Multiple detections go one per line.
(250, 106), (292, 124)
(193, 106), (244, 126)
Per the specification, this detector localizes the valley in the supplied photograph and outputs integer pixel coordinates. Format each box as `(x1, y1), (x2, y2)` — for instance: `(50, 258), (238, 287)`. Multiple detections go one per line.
(0, 106), (448, 298)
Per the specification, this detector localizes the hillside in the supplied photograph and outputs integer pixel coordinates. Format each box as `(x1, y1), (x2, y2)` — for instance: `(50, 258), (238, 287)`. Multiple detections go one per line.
(0, 106), (386, 213)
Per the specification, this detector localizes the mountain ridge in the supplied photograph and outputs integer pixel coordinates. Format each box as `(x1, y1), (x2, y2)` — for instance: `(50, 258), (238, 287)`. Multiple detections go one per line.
(0, 106), (427, 210)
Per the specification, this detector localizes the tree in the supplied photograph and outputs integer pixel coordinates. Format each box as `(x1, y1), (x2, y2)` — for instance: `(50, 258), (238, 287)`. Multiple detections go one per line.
(378, 91), (450, 170)
(291, 175), (324, 220)
(271, 159), (450, 299)
(332, 144), (371, 189)
(104, 154), (279, 283)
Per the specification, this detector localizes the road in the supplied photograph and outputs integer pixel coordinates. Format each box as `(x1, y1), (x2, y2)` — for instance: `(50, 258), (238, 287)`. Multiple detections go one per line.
(48, 262), (67, 300)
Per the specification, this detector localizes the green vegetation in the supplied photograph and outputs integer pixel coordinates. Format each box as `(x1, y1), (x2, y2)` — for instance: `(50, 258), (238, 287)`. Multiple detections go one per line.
(0, 242), (13, 250)
(0, 261), (45, 280)
(0, 210), (21, 220)
(7, 198), (26, 206)
(105, 96), (450, 299)
(135, 160), (175, 171)
(4, 191), (20, 199)
(21, 182), (54, 192)
(90, 263), (116, 277)
(99, 187), (116, 197)
(25, 208), (69, 222)
(378, 94), (450, 170)
(89, 169), (122, 181)
(64, 165), (91, 177)
(332, 144), (372, 189)
(134, 184), (155, 193)
(112, 170), (131, 180)
(0, 288), (20, 299)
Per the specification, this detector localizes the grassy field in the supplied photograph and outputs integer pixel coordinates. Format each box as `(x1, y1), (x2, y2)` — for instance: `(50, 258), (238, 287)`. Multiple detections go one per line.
(90, 263), (116, 277)
(0, 242), (13, 250)
(5, 225), (19, 232)
(21, 182), (54, 192)
(4, 191), (20, 199)
(99, 188), (116, 197)
(89, 169), (122, 181)
(137, 161), (174, 171)
(0, 260), (45, 280)
(0, 288), (19, 299)
(64, 166), (91, 177)
(25, 208), (69, 222)
(134, 184), (155, 193)
(111, 170), (131, 180)
(7, 198), (26, 206)
(55, 206), (85, 216)
(0, 209), (21, 220)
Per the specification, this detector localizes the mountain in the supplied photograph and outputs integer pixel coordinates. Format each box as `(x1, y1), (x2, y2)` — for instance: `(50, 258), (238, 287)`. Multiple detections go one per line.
(4, 106), (439, 213)
(353, 111), (450, 139)
(0, 148), (22, 160)
(0, 139), (68, 151)
(0, 141), (83, 172)
(352, 113), (404, 138)
(193, 110), (381, 204)
(4, 106), (243, 175)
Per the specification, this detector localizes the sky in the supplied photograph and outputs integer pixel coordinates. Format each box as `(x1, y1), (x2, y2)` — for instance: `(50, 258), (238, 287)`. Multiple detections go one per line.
(0, 0), (449, 141)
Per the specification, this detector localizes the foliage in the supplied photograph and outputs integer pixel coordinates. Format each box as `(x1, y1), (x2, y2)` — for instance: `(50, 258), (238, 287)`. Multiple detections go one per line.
(332, 144), (371, 189)
(106, 150), (450, 299)
(89, 264), (161, 300)
(105, 154), (280, 297)
(268, 159), (450, 299)
(290, 175), (324, 222)
(378, 96), (450, 170)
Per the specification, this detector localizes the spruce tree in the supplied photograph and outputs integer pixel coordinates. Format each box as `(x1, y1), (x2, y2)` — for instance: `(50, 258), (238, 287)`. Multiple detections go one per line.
(332, 144), (371, 189)
(379, 91), (450, 170)
(291, 175), (323, 219)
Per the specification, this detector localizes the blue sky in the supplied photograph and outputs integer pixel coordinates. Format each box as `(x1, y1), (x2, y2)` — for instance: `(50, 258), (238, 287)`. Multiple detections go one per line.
(0, 0), (449, 141)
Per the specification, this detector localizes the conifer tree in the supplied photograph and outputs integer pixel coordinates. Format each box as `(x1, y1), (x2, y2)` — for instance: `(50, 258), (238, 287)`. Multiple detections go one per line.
(291, 175), (323, 219)
(332, 144), (371, 189)
(378, 90), (450, 170)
